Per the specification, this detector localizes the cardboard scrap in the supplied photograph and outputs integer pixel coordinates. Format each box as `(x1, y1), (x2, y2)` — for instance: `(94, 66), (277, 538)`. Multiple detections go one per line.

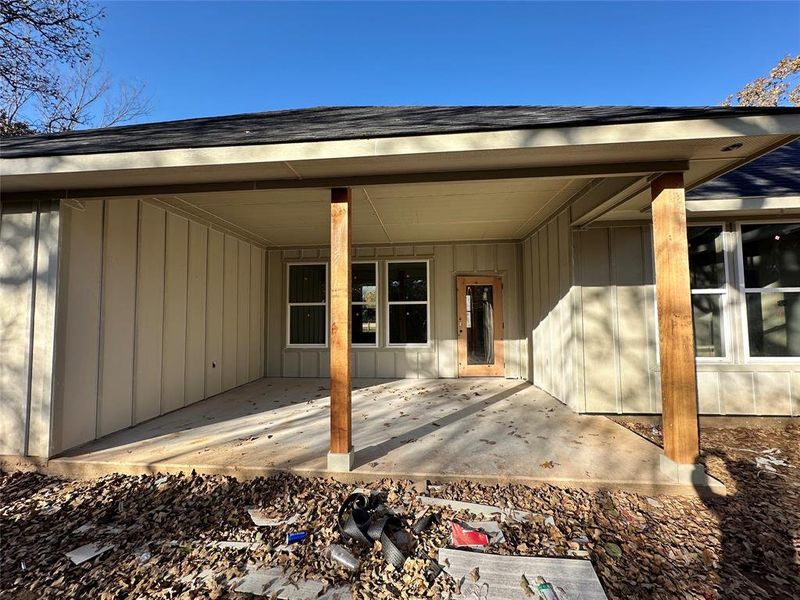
(247, 507), (300, 527)
(65, 542), (114, 565)
(439, 548), (607, 600)
(418, 496), (533, 523)
(233, 565), (330, 599)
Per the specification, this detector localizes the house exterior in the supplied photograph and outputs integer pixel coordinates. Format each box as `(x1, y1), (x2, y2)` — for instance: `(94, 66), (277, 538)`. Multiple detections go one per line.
(1, 106), (798, 474)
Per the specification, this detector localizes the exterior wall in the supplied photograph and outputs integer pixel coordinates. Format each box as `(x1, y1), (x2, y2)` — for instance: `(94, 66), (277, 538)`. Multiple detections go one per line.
(520, 210), (579, 410)
(50, 198), (266, 454)
(265, 242), (524, 379)
(572, 224), (660, 414)
(572, 221), (799, 416)
(0, 200), (59, 457)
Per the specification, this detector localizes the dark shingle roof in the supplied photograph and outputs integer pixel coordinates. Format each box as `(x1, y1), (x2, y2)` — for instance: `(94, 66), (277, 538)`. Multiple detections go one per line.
(2, 105), (798, 159)
(688, 140), (800, 199)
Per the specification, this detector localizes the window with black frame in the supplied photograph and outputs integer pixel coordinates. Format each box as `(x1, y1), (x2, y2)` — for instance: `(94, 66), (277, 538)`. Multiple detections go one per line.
(688, 226), (727, 358)
(387, 261), (428, 344)
(352, 262), (377, 345)
(740, 223), (800, 358)
(287, 263), (326, 346)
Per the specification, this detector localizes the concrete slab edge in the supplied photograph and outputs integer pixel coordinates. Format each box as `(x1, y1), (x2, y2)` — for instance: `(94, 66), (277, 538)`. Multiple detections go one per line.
(1, 455), (726, 497)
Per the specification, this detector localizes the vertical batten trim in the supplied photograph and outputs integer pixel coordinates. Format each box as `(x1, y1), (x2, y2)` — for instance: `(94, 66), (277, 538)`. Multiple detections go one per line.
(22, 201), (41, 455)
(94, 199), (107, 439)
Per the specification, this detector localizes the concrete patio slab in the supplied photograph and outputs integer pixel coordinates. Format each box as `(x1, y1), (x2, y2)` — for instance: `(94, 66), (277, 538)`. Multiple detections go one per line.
(11, 378), (722, 494)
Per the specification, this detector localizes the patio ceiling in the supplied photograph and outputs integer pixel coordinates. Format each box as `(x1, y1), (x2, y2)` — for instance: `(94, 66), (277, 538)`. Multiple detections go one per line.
(155, 177), (591, 246)
(145, 130), (791, 246)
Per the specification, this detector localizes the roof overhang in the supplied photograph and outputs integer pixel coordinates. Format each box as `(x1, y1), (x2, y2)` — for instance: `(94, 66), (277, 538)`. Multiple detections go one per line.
(1, 112), (799, 246)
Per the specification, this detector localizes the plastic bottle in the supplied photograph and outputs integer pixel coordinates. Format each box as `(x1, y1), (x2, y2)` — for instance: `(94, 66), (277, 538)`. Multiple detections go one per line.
(535, 576), (560, 600)
(326, 544), (360, 571)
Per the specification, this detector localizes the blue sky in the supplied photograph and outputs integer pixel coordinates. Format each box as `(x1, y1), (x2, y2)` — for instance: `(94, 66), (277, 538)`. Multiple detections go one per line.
(99, 1), (800, 123)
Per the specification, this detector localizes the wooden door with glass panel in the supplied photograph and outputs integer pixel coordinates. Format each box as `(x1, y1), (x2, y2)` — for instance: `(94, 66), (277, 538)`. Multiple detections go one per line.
(457, 276), (504, 377)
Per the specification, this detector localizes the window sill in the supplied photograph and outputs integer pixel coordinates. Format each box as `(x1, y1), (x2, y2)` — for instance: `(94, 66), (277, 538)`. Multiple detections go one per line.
(286, 345), (328, 350)
(386, 343), (432, 349)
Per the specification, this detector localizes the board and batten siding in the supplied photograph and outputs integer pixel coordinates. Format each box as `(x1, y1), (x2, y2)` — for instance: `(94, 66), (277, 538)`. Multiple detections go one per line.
(572, 223), (799, 416)
(50, 198), (266, 454)
(265, 242), (524, 379)
(520, 211), (579, 411)
(0, 200), (59, 457)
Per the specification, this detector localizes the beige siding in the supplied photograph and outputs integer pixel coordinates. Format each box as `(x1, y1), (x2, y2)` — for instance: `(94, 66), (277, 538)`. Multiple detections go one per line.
(185, 222), (208, 405)
(204, 229), (224, 397)
(265, 250), (283, 377)
(249, 247), (264, 380)
(98, 199), (138, 436)
(520, 210), (577, 410)
(0, 206), (37, 455)
(134, 202), (166, 423)
(222, 235), (238, 390)
(572, 222), (799, 416)
(54, 200), (104, 450)
(161, 213), (189, 413)
(573, 225), (659, 414)
(28, 206), (60, 456)
(266, 242), (524, 379)
(50, 199), (266, 454)
(236, 240), (251, 385)
(0, 201), (59, 457)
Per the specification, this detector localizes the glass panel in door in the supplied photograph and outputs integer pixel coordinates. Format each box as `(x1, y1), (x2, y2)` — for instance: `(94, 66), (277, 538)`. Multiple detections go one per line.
(466, 284), (495, 365)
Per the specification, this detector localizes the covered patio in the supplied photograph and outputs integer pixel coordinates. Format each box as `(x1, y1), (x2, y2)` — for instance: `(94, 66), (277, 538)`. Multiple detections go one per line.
(42, 378), (707, 494)
(3, 106), (798, 491)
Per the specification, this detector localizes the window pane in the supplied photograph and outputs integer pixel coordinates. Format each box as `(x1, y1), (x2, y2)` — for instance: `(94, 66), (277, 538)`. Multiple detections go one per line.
(692, 294), (724, 357)
(741, 223), (800, 289)
(688, 226), (725, 289)
(746, 292), (800, 357)
(388, 262), (427, 301)
(289, 264), (326, 303)
(289, 305), (325, 345)
(352, 263), (377, 304)
(466, 285), (495, 365)
(352, 305), (377, 344)
(389, 304), (428, 344)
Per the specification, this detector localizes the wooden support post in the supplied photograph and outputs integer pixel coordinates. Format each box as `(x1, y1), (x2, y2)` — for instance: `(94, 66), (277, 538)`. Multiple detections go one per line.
(651, 173), (700, 465)
(328, 187), (353, 471)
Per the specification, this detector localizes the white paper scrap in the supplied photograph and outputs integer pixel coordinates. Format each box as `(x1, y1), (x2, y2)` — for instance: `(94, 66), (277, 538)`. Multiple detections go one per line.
(65, 542), (114, 565)
(247, 507), (299, 527)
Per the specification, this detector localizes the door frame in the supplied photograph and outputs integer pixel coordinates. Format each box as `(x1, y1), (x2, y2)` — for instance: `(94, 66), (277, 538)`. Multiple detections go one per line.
(456, 275), (505, 377)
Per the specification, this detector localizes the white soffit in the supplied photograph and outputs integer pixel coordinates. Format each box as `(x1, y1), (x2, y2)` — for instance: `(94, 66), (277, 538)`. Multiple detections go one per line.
(157, 176), (585, 246)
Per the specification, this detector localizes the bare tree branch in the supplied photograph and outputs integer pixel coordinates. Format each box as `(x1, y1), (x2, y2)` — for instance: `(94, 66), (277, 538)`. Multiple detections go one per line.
(0, 1), (151, 136)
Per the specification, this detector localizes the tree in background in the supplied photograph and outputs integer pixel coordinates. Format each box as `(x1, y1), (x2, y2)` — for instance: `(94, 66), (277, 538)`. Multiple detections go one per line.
(724, 54), (800, 107)
(1, 0), (150, 136)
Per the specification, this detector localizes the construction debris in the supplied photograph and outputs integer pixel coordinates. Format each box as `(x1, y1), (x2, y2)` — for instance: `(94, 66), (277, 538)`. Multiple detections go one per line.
(233, 565), (327, 598)
(326, 543), (360, 571)
(64, 542), (114, 565)
(450, 520), (489, 548)
(418, 495), (533, 523)
(439, 548), (607, 600)
(248, 507), (300, 527)
(2, 422), (798, 598)
(754, 448), (791, 472)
